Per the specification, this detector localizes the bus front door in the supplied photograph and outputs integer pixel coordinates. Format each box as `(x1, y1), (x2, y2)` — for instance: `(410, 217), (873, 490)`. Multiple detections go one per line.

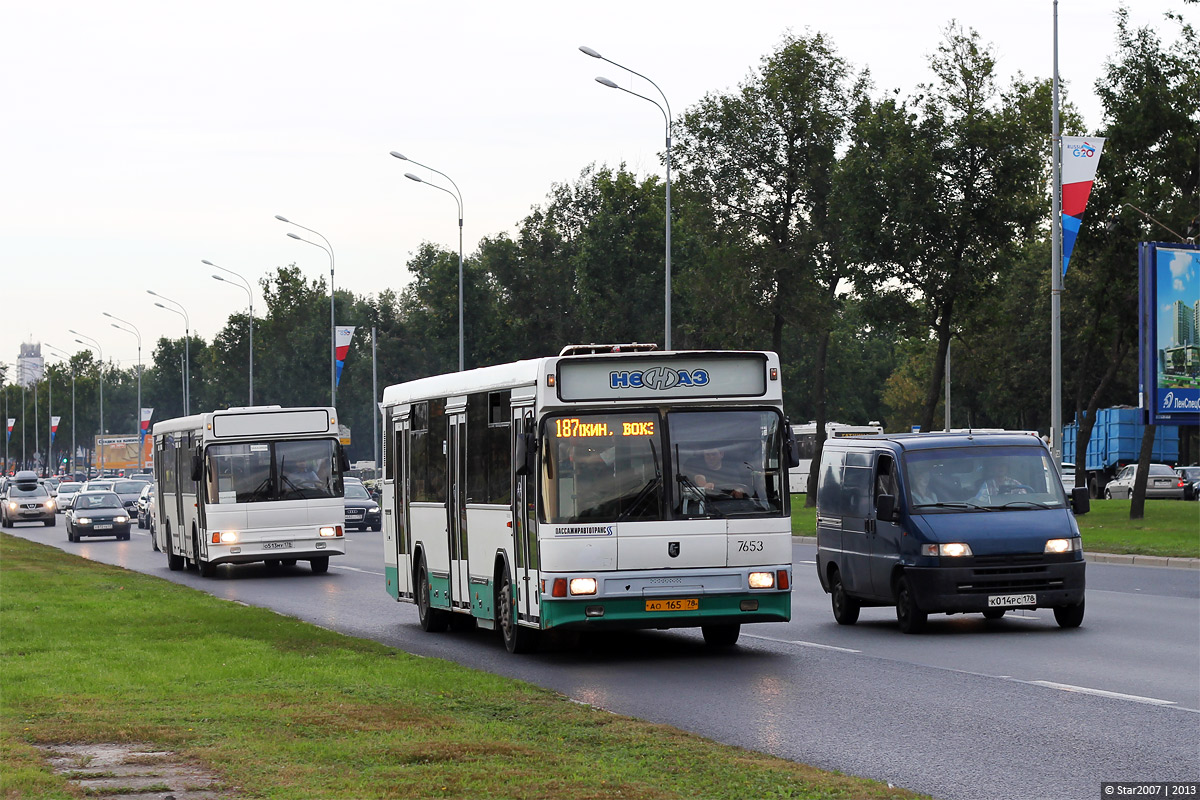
(511, 407), (538, 625)
(447, 412), (469, 611)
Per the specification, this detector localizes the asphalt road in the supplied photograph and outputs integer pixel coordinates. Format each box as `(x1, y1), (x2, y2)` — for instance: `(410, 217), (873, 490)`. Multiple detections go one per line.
(7, 521), (1199, 800)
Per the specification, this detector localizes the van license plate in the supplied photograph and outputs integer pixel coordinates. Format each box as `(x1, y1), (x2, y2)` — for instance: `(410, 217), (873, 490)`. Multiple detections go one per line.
(988, 593), (1035, 607)
(645, 598), (698, 612)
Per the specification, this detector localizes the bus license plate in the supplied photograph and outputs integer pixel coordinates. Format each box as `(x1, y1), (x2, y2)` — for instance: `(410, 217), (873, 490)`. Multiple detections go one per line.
(988, 593), (1035, 608)
(645, 598), (698, 612)
(263, 541), (293, 550)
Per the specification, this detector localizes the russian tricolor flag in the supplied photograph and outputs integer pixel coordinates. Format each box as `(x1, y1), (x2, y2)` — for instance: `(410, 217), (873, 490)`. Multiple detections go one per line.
(335, 326), (356, 387)
(1061, 136), (1105, 277)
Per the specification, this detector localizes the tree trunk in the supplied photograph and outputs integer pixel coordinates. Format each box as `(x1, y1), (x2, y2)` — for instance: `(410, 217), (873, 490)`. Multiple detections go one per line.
(1130, 423), (1155, 521)
(919, 306), (953, 434)
(805, 327), (832, 507)
(1073, 339), (1130, 496)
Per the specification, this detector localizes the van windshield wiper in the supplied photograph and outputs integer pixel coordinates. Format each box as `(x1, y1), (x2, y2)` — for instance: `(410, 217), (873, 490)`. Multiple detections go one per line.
(913, 501), (997, 512)
(996, 500), (1056, 509)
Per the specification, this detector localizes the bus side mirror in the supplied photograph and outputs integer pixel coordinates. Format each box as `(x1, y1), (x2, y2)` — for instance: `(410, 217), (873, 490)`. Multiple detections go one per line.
(876, 493), (896, 522)
(190, 454), (203, 483)
(1070, 486), (1090, 516)
(339, 447), (351, 473)
(783, 425), (801, 469)
(515, 433), (537, 477)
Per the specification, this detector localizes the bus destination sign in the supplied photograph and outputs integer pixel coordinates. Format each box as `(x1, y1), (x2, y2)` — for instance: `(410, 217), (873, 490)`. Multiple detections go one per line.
(556, 355), (769, 402)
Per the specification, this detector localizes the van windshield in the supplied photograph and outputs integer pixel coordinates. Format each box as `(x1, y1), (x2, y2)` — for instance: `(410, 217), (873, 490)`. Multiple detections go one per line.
(905, 445), (1067, 512)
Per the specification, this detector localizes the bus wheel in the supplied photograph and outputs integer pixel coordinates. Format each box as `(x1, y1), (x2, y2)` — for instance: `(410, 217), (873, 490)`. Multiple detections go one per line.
(830, 568), (860, 625)
(701, 624), (741, 647)
(416, 558), (448, 633)
(1054, 600), (1085, 629)
(166, 523), (183, 571)
(895, 575), (927, 634)
(310, 557), (329, 574)
(497, 568), (537, 654)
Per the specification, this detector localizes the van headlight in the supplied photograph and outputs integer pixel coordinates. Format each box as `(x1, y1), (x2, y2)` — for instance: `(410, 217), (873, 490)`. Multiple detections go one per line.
(922, 543), (973, 557)
(1045, 538), (1080, 554)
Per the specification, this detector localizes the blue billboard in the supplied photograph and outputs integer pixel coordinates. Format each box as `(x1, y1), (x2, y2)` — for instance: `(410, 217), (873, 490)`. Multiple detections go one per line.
(1139, 242), (1200, 425)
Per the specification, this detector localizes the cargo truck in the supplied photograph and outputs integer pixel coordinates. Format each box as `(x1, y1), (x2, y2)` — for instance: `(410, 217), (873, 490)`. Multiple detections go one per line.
(1062, 407), (1179, 497)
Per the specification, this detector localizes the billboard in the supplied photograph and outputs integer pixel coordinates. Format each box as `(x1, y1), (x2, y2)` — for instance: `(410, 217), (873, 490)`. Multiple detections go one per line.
(94, 435), (154, 471)
(1139, 242), (1200, 425)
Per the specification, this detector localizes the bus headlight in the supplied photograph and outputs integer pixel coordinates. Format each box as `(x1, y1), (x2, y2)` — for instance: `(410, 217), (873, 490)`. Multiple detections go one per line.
(319, 526), (342, 538)
(922, 543), (973, 557)
(748, 571), (775, 589)
(569, 577), (597, 596)
(213, 531), (238, 544)
(1045, 538), (1080, 554)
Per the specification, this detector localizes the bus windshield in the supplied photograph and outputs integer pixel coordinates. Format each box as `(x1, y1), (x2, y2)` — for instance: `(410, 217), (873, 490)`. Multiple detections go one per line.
(205, 439), (342, 504)
(905, 445), (1067, 512)
(539, 409), (786, 524)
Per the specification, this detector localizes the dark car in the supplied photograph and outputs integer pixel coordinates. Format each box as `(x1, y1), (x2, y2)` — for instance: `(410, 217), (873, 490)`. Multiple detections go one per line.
(343, 481), (381, 531)
(66, 491), (132, 541)
(2, 475), (56, 527)
(110, 479), (151, 517)
(1176, 466), (1200, 501)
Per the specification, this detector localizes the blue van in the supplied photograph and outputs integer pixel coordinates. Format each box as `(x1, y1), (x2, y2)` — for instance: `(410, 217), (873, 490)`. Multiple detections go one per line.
(815, 432), (1089, 633)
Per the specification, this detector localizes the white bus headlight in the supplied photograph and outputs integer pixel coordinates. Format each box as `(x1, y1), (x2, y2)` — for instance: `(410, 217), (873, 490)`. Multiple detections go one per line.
(748, 571), (775, 589)
(1045, 538), (1079, 554)
(319, 526), (338, 537)
(220, 531), (239, 544)
(922, 543), (973, 557)
(569, 577), (597, 596)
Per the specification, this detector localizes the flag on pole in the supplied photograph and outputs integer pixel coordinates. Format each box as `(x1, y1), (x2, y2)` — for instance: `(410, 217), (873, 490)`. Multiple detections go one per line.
(335, 326), (356, 387)
(139, 408), (154, 446)
(50, 416), (61, 444)
(1061, 136), (1105, 276)
(6, 418), (13, 442)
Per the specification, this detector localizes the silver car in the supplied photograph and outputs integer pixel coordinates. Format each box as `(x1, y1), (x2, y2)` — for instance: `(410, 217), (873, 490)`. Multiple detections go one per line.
(54, 481), (84, 513)
(1103, 463), (1186, 500)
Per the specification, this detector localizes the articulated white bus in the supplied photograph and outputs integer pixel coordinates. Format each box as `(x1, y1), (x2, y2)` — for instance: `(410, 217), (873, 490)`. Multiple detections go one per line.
(152, 406), (347, 577)
(789, 421), (885, 493)
(381, 345), (799, 653)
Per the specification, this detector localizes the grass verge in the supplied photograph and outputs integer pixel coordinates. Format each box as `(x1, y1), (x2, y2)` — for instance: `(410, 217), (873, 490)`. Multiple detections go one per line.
(790, 495), (1198, 559)
(0, 533), (923, 800)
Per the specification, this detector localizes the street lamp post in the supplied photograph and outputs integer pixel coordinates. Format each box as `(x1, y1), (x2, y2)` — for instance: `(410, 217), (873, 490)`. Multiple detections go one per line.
(580, 45), (673, 350)
(69, 331), (104, 475)
(390, 151), (465, 371)
(148, 291), (191, 415)
(45, 345), (75, 477)
(104, 313), (143, 470)
(203, 259), (255, 405)
(276, 216), (336, 407)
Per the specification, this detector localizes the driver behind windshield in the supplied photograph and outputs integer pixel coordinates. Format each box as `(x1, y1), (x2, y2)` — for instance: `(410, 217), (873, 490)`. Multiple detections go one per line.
(689, 447), (747, 499)
(973, 459), (1030, 503)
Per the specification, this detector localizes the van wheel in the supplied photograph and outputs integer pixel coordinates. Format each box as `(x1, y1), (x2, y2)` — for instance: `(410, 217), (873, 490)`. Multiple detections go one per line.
(1054, 600), (1085, 629)
(497, 567), (536, 653)
(416, 558), (449, 633)
(701, 624), (741, 647)
(895, 576), (927, 634)
(830, 568), (860, 625)
(983, 608), (1005, 620)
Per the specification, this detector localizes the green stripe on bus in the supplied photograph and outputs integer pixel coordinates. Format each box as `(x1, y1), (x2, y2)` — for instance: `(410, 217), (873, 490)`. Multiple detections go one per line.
(538, 592), (791, 629)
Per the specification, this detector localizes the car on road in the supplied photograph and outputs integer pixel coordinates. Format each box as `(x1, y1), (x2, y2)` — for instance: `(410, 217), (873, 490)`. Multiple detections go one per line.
(65, 491), (132, 541)
(110, 479), (150, 517)
(2, 473), (56, 527)
(54, 481), (84, 512)
(82, 479), (115, 493)
(1175, 466), (1200, 501)
(343, 480), (381, 531)
(1103, 463), (1186, 500)
(136, 483), (156, 527)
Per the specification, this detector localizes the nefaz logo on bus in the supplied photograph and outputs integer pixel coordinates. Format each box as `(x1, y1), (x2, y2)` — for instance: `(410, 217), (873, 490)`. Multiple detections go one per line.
(610, 368), (709, 391)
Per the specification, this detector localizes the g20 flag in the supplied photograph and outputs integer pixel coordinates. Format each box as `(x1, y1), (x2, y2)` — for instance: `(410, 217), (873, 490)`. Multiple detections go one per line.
(1061, 136), (1105, 277)
(139, 408), (154, 445)
(50, 416), (61, 444)
(6, 418), (14, 442)
(335, 326), (356, 387)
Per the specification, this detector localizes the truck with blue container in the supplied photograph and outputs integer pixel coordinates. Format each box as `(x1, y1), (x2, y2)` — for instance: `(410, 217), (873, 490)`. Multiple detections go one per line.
(1062, 407), (1180, 497)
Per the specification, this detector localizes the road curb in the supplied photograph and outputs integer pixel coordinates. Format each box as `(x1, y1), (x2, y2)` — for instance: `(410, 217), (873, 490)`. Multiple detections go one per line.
(791, 535), (1199, 569)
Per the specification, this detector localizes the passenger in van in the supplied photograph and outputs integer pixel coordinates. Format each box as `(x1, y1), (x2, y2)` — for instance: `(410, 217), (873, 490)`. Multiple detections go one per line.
(910, 470), (939, 506)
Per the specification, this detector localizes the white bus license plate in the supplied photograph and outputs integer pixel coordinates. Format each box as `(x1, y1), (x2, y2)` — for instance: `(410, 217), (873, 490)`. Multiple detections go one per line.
(94, 523), (113, 530)
(263, 541), (293, 550)
(988, 593), (1035, 608)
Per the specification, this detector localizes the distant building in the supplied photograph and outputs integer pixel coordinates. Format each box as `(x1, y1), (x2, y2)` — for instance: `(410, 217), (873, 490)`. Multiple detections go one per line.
(1171, 301), (1195, 347)
(16, 342), (44, 388)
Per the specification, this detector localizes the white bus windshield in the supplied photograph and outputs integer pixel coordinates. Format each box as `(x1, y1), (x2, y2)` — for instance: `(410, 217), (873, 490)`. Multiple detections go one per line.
(205, 439), (342, 504)
(540, 409), (786, 524)
(905, 445), (1067, 512)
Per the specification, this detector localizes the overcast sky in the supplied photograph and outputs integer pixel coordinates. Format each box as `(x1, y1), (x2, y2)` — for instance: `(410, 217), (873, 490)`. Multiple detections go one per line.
(1, 0), (1188, 380)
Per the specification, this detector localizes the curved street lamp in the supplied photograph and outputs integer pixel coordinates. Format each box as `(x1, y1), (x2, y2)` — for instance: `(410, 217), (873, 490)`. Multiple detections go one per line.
(580, 45), (673, 350)
(276, 216), (336, 407)
(69, 330), (105, 474)
(148, 290), (191, 415)
(203, 259), (255, 405)
(103, 313), (144, 469)
(390, 151), (465, 372)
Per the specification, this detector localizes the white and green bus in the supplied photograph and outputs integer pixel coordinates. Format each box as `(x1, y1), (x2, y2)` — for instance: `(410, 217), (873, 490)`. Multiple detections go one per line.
(152, 406), (348, 577)
(380, 345), (799, 653)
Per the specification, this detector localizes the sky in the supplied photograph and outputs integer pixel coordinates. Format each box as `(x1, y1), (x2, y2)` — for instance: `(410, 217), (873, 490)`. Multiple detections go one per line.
(1, 0), (1191, 381)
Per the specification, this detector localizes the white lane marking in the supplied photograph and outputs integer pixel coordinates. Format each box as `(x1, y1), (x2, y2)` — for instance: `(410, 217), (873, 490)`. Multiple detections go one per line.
(796, 559), (816, 565)
(333, 565), (385, 576)
(1028, 680), (1177, 706)
(744, 633), (861, 653)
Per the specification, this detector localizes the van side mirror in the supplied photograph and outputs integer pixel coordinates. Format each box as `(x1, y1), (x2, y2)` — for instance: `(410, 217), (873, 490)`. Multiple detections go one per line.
(1070, 486), (1090, 516)
(190, 454), (204, 483)
(783, 424), (801, 469)
(875, 493), (896, 522)
(515, 432), (537, 477)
